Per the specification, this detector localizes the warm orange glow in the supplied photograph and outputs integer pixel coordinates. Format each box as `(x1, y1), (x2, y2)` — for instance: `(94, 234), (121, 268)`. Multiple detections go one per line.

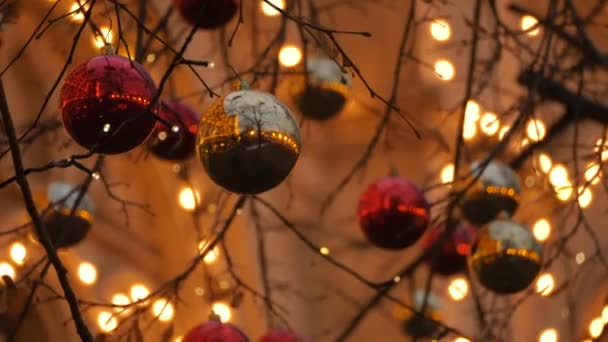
(178, 187), (200, 211)
(434, 59), (455, 80)
(278, 45), (302, 67)
(533, 219), (551, 242)
(479, 112), (500, 135)
(9, 242), (26, 265)
(535, 273), (554, 296)
(97, 311), (118, 332)
(521, 15), (540, 36)
(577, 186), (593, 208)
(69, 2), (87, 22)
(526, 119), (546, 142)
(589, 317), (604, 338)
(585, 162), (601, 185)
(538, 328), (557, 342)
(440, 164), (455, 184)
(198, 241), (220, 264)
(130, 284), (150, 302)
(0, 262), (15, 281)
(78, 262), (97, 285)
(538, 153), (552, 173)
(430, 19), (451, 41)
(261, 0), (285, 16)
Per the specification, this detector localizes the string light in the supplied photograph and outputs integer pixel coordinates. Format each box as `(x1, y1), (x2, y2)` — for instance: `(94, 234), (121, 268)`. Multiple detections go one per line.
(589, 317), (604, 338)
(178, 187), (199, 211)
(130, 284), (150, 302)
(521, 15), (540, 36)
(77, 262), (97, 285)
(479, 112), (500, 135)
(112, 293), (130, 312)
(454, 338), (470, 342)
(198, 241), (220, 264)
(440, 164), (455, 184)
(549, 165), (573, 201)
(462, 123), (477, 140)
(538, 153), (553, 173)
(97, 311), (118, 332)
(448, 277), (468, 301)
(211, 302), (232, 322)
(538, 328), (558, 342)
(69, 2), (87, 22)
(434, 59), (455, 81)
(320, 246), (330, 255)
(278, 45), (302, 67)
(535, 273), (554, 296)
(577, 186), (593, 208)
(526, 119), (546, 142)
(430, 19), (451, 41)
(93, 26), (113, 49)
(261, 0), (285, 16)
(0, 262), (15, 281)
(575, 252), (585, 265)
(533, 219), (551, 242)
(152, 298), (175, 322)
(465, 100), (480, 123)
(499, 125), (510, 140)
(584, 163), (601, 185)
(594, 138), (608, 160)
(9, 242), (26, 265)
(602, 305), (608, 324)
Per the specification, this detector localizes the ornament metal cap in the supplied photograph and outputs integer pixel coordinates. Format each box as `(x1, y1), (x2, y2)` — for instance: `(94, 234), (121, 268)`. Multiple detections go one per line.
(208, 311), (222, 322)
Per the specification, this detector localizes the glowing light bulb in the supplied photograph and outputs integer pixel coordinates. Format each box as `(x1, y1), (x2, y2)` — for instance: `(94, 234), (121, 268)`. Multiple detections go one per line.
(211, 302), (232, 322)
(555, 181), (573, 202)
(578, 186), (592, 208)
(533, 219), (551, 242)
(434, 59), (455, 81)
(448, 277), (468, 301)
(261, 0), (285, 16)
(521, 15), (540, 36)
(112, 293), (130, 312)
(602, 306), (608, 324)
(465, 100), (480, 123)
(278, 45), (302, 67)
(320, 246), (330, 255)
(538, 153), (552, 173)
(575, 252), (585, 264)
(152, 298), (175, 322)
(526, 119), (546, 142)
(130, 284), (150, 302)
(178, 187), (199, 211)
(93, 26), (113, 49)
(538, 328), (557, 342)
(430, 19), (451, 41)
(499, 125), (510, 140)
(198, 241), (220, 264)
(9, 242), (26, 265)
(69, 2), (87, 22)
(78, 262), (97, 285)
(585, 163), (601, 185)
(0, 262), (15, 281)
(462, 122), (477, 140)
(440, 164), (455, 184)
(535, 273), (554, 296)
(479, 112), (500, 135)
(549, 165), (569, 188)
(589, 317), (604, 338)
(97, 311), (118, 332)
(595, 138), (608, 160)
(454, 338), (471, 342)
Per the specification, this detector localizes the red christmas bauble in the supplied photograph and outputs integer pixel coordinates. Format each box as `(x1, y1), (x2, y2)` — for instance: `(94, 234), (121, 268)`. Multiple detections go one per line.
(183, 321), (249, 342)
(173, 0), (238, 29)
(421, 222), (477, 276)
(357, 177), (430, 250)
(258, 330), (308, 342)
(148, 100), (199, 160)
(60, 55), (158, 154)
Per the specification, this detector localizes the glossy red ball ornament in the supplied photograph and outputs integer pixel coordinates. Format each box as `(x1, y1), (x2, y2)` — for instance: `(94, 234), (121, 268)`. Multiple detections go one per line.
(258, 330), (309, 342)
(421, 222), (477, 276)
(183, 321), (249, 342)
(60, 54), (158, 154)
(173, 0), (238, 30)
(357, 177), (430, 250)
(147, 100), (199, 160)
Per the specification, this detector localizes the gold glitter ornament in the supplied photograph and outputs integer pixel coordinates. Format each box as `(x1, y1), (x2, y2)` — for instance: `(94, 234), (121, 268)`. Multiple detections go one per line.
(196, 82), (301, 194)
(468, 219), (542, 294)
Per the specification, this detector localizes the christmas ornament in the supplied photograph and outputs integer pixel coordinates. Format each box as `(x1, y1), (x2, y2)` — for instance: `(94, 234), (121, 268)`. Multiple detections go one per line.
(147, 100), (199, 161)
(196, 83), (301, 194)
(60, 54), (159, 154)
(468, 219), (542, 294)
(402, 289), (442, 339)
(422, 221), (477, 276)
(258, 330), (309, 342)
(173, 0), (238, 30)
(289, 57), (351, 120)
(459, 160), (521, 226)
(183, 321), (249, 342)
(34, 182), (94, 249)
(357, 177), (430, 250)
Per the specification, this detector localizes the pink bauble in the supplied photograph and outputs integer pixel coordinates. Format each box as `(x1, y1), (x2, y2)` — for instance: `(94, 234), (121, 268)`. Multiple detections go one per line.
(357, 177), (430, 250)
(421, 222), (477, 275)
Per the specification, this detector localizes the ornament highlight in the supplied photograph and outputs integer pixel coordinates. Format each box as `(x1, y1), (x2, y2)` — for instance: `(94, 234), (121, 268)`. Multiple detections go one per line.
(468, 219), (542, 294)
(34, 182), (94, 249)
(421, 222), (477, 276)
(258, 330), (309, 342)
(183, 321), (249, 342)
(289, 58), (351, 120)
(60, 55), (158, 154)
(148, 100), (200, 160)
(196, 87), (301, 194)
(459, 160), (521, 226)
(173, 0), (238, 30)
(357, 177), (430, 250)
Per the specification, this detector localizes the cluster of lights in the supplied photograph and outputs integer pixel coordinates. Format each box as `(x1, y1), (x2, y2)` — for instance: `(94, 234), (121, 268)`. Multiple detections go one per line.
(539, 153), (595, 207)
(461, 100), (506, 140)
(429, 18), (454, 81)
(588, 306), (608, 339)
